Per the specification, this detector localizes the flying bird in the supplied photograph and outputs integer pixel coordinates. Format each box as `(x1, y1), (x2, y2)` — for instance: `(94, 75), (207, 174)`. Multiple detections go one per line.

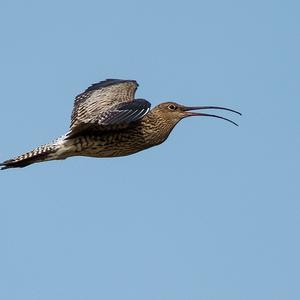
(1, 79), (241, 169)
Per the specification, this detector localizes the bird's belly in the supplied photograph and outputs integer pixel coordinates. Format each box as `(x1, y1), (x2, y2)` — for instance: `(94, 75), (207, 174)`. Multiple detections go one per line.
(82, 145), (142, 158)
(71, 134), (150, 158)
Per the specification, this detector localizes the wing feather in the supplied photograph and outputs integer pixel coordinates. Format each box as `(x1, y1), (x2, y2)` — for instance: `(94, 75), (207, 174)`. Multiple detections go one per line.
(67, 79), (150, 138)
(100, 99), (150, 125)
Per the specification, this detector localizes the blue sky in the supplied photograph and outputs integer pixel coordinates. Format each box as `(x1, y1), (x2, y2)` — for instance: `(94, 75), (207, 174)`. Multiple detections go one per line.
(1, 0), (299, 299)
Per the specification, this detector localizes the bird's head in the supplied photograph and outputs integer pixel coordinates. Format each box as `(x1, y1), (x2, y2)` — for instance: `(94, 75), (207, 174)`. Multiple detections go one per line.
(154, 102), (241, 126)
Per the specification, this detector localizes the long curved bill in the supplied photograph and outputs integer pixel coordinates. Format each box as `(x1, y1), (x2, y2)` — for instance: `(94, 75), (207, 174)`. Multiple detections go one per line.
(183, 106), (242, 126)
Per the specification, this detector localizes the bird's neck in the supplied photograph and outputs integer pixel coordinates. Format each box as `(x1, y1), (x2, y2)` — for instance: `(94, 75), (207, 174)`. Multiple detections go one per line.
(140, 111), (180, 146)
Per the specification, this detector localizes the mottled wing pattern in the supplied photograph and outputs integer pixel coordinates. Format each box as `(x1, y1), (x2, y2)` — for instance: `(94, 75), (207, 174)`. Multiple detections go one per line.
(70, 79), (138, 128)
(68, 79), (150, 138)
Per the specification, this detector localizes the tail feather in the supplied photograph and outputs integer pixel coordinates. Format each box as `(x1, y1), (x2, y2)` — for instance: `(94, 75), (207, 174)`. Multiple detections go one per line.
(1, 143), (58, 170)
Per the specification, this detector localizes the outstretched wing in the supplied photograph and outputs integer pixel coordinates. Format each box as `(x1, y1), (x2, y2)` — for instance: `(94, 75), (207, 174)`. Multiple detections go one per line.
(68, 79), (151, 138)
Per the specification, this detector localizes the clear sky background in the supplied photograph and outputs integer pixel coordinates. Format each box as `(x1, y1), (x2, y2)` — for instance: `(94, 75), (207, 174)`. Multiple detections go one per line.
(0, 1), (299, 299)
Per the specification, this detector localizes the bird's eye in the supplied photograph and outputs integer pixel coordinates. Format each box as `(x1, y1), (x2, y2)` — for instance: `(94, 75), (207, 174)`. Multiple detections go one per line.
(168, 104), (177, 110)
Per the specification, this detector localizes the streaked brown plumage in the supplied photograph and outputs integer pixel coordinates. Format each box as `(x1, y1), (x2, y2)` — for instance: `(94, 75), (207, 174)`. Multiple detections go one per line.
(1, 79), (241, 169)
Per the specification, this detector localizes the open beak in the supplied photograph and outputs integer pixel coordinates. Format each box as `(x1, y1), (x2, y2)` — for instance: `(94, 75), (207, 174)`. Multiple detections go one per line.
(182, 105), (242, 126)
